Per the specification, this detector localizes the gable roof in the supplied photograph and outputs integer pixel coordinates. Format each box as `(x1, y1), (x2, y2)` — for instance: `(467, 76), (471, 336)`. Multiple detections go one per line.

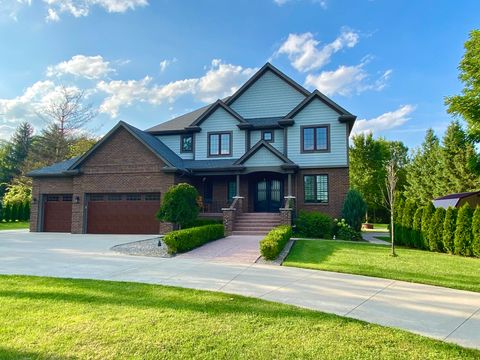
(434, 191), (480, 200)
(234, 140), (295, 166)
(225, 62), (310, 105)
(189, 99), (247, 127)
(27, 156), (81, 177)
(68, 121), (184, 171)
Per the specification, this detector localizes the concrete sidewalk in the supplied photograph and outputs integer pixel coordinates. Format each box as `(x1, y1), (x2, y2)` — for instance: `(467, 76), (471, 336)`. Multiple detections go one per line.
(0, 231), (479, 349)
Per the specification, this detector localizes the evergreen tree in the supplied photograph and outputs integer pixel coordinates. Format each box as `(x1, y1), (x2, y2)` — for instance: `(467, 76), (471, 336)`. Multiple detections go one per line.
(404, 130), (442, 204)
(394, 198), (405, 245)
(420, 202), (435, 249)
(4, 204), (11, 222)
(412, 207), (423, 248)
(428, 207), (446, 252)
(11, 203), (18, 222)
(401, 199), (416, 247)
(341, 189), (367, 232)
(437, 121), (480, 194)
(454, 203), (473, 256)
(472, 206), (480, 257)
(25, 201), (30, 221)
(443, 207), (458, 254)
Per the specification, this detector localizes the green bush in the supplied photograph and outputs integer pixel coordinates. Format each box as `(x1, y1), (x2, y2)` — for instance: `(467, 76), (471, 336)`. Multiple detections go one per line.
(341, 189), (367, 232)
(442, 207), (457, 254)
(454, 203), (473, 256)
(295, 211), (332, 238)
(393, 198), (405, 245)
(184, 218), (222, 229)
(420, 202), (435, 250)
(473, 206), (480, 257)
(428, 207), (445, 252)
(333, 218), (362, 241)
(163, 224), (224, 254)
(412, 207), (423, 248)
(3, 204), (11, 222)
(260, 225), (293, 260)
(157, 183), (200, 229)
(401, 199), (417, 247)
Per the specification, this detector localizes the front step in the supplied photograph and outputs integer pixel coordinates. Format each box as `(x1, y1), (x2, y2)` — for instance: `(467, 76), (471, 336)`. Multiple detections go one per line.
(232, 230), (270, 235)
(233, 212), (282, 235)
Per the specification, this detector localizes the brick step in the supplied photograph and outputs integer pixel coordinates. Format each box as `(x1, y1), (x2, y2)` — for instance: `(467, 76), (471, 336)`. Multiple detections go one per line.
(236, 215), (281, 220)
(234, 225), (278, 231)
(232, 230), (269, 235)
(234, 220), (281, 225)
(237, 213), (281, 217)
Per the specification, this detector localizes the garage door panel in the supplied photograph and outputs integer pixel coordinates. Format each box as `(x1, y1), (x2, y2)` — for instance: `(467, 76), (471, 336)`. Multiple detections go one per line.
(87, 194), (160, 234)
(43, 194), (73, 232)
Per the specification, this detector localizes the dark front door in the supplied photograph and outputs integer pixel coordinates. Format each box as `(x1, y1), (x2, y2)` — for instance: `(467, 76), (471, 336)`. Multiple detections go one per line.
(254, 178), (283, 212)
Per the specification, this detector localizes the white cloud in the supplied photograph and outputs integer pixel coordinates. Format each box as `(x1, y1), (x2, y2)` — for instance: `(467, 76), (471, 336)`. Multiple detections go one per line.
(46, 55), (114, 79)
(97, 59), (257, 117)
(159, 58), (177, 73)
(352, 105), (416, 136)
(45, 8), (60, 21)
(0, 80), (81, 138)
(273, 0), (327, 8)
(305, 60), (392, 96)
(275, 30), (359, 72)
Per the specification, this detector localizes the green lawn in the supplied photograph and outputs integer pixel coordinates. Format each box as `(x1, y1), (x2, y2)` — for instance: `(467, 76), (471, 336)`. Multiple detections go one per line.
(375, 235), (391, 242)
(0, 221), (29, 230)
(284, 240), (480, 293)
(0, 276), (477, 359)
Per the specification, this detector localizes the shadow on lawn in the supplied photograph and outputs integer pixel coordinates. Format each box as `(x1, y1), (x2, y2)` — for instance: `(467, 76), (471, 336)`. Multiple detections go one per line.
(0, 347), (76, 360)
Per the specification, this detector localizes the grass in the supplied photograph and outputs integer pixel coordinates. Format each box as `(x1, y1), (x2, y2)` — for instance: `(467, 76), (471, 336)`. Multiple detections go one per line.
(362, 223), (389, 233)
(0, 221), (29, 230)
(375, 235), (391, 242)
(0, 276), (477, 359)
(284, 240), (480, 293)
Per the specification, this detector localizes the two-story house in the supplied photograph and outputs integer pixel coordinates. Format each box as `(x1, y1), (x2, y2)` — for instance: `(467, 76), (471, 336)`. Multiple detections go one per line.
(28, 63), (356, 235)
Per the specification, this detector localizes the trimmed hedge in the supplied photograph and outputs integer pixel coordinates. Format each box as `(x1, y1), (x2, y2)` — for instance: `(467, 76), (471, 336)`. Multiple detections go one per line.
(454, 203), (473, 256)
(443, 207), (457, 254)
(163, 224), (224, 254)
(260, 225), (293, 260)
(428, 207), (445, 252)
(295, 211), (332, 239)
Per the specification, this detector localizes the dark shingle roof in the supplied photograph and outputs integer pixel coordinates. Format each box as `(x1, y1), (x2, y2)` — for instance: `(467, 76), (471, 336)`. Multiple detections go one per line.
(27, 156), (81, 177)
(245, 117), (284, 127)
(435, 191), (480, 200)
(145, 104), (212, 133)
(183, 159), (239, 170)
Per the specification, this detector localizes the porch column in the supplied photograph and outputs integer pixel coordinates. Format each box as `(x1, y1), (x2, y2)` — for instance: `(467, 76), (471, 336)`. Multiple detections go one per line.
(236, 174), (240, 196)
(287, 173), (292, 196)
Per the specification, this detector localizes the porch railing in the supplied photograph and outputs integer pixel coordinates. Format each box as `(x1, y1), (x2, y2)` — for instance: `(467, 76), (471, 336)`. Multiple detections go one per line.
(201, 201), (228, 214)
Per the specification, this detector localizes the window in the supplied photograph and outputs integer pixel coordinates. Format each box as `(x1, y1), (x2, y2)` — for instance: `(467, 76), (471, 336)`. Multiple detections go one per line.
(107, 194), (123, 201)
(90, 194), (105, 201)
(227, 180), (236, 203)
(126, 194), (141, 201)
(62, 194), (73, 202)
(302, 125), (329, 152)
(304, 175), (328, 203)
(46, 195), (60, 202)
(208, 132), (231, 156)
(181, 134), (193, 153)
(145, 193), (160, 201)
(262, 130), (274, 142)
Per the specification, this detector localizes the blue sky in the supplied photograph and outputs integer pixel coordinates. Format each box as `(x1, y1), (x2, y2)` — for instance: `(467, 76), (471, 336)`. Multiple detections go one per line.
(0, 0), (479, 149)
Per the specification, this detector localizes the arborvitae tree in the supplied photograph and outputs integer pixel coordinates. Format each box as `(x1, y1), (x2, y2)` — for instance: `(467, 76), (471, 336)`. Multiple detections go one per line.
(0, 202), (3, 222)
(472, 206), (480, 257)
(428, 207), (446, 252)
(341, 189), (367, 232)
(412, 207), (423, 248)
(3, 204), (11, 222)
(11, 203), (18, 222)
(443, 207), (458, 254)
(420, 202), (435, 250)
(394, 198), (405, 245)
(25, 201), (30, 221)
(454, 203), (473, 256)
(401, 199), (416, 247)
(405, 130), (442, 204)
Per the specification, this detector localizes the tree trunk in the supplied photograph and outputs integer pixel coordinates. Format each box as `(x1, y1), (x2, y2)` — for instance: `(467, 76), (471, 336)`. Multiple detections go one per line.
(390, 211), (396, 256)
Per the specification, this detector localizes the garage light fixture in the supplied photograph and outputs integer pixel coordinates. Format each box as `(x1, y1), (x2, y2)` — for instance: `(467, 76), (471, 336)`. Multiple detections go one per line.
(32, 197), (37, 204)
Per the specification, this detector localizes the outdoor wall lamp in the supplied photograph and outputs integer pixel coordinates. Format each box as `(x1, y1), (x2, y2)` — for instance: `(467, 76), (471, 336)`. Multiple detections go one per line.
(32, 197), (37, 204)
(74, 196), (80, 204)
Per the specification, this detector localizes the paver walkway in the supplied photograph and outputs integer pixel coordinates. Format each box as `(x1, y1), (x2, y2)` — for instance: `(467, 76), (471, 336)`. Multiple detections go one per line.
(0, 231), (479, 349)
(362, 231), (390, 245)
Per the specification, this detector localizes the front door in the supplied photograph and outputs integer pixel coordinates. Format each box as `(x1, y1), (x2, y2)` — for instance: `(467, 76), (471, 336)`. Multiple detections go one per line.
(254, 178), (283, 212)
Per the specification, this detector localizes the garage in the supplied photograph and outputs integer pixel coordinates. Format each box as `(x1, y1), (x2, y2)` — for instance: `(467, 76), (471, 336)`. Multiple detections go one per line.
(86, 193), (161, 234)
(43, 194), (73, 232)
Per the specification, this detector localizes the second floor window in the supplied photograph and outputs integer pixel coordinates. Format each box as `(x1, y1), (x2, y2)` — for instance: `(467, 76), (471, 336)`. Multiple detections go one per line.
(208, 132), (231, 156)
(181, 134), (193, 153)
(302, 125), (329, 152)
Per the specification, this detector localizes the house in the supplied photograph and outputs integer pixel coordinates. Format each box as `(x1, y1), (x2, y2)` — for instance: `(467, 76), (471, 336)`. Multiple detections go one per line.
(28, 63), (356, 235)
(433, 191), (480, 209)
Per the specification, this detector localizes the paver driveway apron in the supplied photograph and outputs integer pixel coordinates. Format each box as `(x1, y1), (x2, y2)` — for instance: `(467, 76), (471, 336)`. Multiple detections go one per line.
(1, 231), (479, 350)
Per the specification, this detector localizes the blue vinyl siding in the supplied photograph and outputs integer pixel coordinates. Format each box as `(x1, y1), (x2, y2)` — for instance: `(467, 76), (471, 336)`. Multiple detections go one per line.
(230, 70), (306, 118)
(243, 147), (285, 167)
(287, 98), (348, 167)
(250, 129), (284, 153)
(156, 135), (194, 160)
(195, 107), (246, 160)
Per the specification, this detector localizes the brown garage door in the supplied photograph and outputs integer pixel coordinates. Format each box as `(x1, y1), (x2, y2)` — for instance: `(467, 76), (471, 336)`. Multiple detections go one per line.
(87, 193), (161, 234)
(43, 194), (73, 232)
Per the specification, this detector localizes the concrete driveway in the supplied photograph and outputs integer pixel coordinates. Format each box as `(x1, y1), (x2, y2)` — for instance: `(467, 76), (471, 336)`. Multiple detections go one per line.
(0, 230), (479, 350)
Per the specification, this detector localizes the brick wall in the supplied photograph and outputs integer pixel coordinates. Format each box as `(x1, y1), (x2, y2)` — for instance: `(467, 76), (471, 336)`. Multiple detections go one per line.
(294, 167), (349, 218)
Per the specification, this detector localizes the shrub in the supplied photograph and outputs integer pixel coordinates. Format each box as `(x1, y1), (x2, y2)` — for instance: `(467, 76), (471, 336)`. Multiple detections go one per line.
(3, 204), (11, 222)
(420, 202), (435, 250)
(333, 218), (362, 241)
(442, 207), (457, 254)
(393, 198), (405, 245)
(295, 211), (332, 238)
(471, 206), (480, 257)
(341, 189), (367, 232)
(428, 207), (445, 252)
(454, 203), (473, 256)
(412, 207), (423, 248)
(184, 218), (222, 229)
(401, 199), (417, 247)
(157, 183), (200, 229)
(163, 224), (224, 254)
(260, 225), (293, 260)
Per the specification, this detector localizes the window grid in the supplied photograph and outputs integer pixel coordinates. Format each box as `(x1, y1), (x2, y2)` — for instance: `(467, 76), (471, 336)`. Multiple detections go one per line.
(262, 131), (274, 142)
(208, 132), (232, 157)
(302, 125), (329, 152)
(304, 175), (328, 204)
(181, 134), (193, 153)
